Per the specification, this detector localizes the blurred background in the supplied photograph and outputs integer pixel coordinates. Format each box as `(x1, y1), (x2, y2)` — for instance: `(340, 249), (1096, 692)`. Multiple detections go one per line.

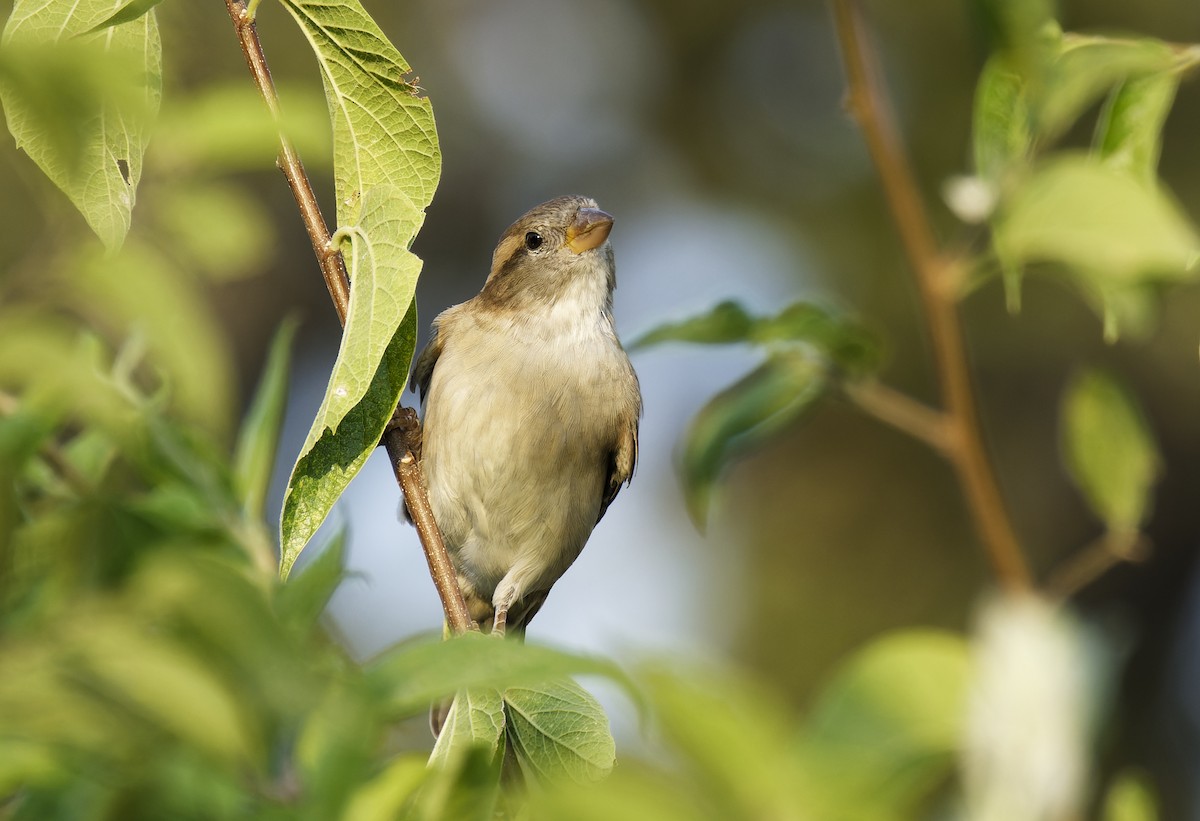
(5, 0), (1200, 814)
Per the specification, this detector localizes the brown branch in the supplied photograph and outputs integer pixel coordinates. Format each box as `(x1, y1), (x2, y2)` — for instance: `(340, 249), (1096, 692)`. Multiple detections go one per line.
(831, 0), (1032, 591)
(1046, 531), (1150, 599)
(223, 0), (474, 634)
(843, 380), (951, 454)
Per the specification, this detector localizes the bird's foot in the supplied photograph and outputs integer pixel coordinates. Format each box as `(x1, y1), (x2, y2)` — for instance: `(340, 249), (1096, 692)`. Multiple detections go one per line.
(491, 607), (508, 638)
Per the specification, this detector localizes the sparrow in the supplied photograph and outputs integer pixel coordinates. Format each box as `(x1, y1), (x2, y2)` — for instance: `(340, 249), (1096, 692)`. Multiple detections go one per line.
(411, 195), (641, 637)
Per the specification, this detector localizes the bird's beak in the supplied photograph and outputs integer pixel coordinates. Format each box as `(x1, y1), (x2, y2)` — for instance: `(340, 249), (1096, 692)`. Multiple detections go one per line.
(565, 207), (613, 254)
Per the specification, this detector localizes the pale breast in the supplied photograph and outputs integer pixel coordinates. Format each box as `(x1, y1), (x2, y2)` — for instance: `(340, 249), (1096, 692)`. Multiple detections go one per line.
(420, 309), (634, 598)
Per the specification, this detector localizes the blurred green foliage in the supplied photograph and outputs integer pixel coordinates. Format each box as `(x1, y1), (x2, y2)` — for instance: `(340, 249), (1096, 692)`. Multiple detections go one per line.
(0, 0), (1191, 817)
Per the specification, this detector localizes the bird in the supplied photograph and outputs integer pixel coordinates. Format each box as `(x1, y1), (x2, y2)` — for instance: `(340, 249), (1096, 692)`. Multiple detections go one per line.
(411, 195), (642, 639)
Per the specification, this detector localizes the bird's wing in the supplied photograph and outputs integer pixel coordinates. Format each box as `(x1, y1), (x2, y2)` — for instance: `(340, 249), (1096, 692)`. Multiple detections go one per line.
(411, 322), (444, 403)
(597, 413), (639, 524)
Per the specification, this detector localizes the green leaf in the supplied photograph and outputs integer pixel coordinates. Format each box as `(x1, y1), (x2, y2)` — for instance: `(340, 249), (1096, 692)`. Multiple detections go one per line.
(750, 303), (879, 374)
(151, 82), (331, 172)
(276, 527), (347, 636)
(1103, 770), (1159, 821)
(0, 0), (161, 249)
(993, 155), (1200, 336)
(1036, 36), (1175, 142)
(505, 679), (615, 784)
(795, 630), (970, 817)
(297, 683), (385, 818)
(631, 301), (754, 349)
(70, 242), (236, 436)
(429, 687), (506, 768)
(681, 351), (825, 528)
(234, 318), (299, 522)
(365, 632), (635, 719)
(86, 0), (167, 32)
(279, 187), (423, 578)
(640, 666), (802, 817)
(633, 301), (876, 373)
(156, 182), (274, 281)
(973, 56), (1032, 186)
(415, 745), (501, 821)
(340, 754), (428, 821)
(276, 0), (440, 228)
(1061, 369), (1161, 531)
(1095, 71), (1180, 182)
(72, 617), (256, 763)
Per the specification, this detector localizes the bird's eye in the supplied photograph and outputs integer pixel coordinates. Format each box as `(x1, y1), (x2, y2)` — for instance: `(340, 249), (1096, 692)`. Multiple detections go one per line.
(524, 231), (544, 251)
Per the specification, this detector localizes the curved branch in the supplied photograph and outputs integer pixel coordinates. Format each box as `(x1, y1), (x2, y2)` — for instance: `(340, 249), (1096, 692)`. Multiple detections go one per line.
(223, 0), (473, 633)
(830, 0), (1032, 591)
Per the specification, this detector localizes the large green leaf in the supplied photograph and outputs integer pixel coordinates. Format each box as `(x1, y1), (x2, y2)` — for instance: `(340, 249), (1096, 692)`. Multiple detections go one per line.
(429, 687), (506, 768)
(365, 632), (635, 719)
(0, 0), (161, 249)
(505, 679), (615, 784)
(1061, 369), (1160, 531)
(274, 0), (441, 576)
(340, 754), (428, 821)
(276, 0), (440, 228)
(795, 630), (970, 819)
(279, 187), (422, 577)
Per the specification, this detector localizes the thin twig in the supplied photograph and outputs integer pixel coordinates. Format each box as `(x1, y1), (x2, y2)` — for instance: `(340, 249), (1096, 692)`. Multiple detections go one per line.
(831, 0), (1032, 591)
(223, 0), (474, 633)
(843, 380), (951, 454)
(1046, 531), (1150, 599)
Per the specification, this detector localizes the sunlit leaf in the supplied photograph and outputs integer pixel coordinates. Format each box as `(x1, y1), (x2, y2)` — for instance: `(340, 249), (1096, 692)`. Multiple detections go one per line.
(1036, 36), (1174, 142)
(341, 754), (428, 821)
(72, 617), (256, 763)
(151, 82), (331, 172)
(365, 632), (635, 718)
(796, 630), (970, 817)
(681, 351), (825, 528)
(297, 683), (384, 819)
(1103, 770), (1159, 821)
(276, 0), (440, 228)
(1061, 369), (1160, 531)
(279, 187), (423, 578)
(641, 666), (801, 817)
(993, 155), (1200, 336)
(429, 687), (506, 768)
(505, 679), (615, 784)
(86, 0), (167, 32)
(156, 182), (274, 281)
(70, 243), (236, 436)
(415, 744), (501, 821)
(0, 0), (161, 249)
(1095, 71), (1180, 182)
(234, 318), (298, 522)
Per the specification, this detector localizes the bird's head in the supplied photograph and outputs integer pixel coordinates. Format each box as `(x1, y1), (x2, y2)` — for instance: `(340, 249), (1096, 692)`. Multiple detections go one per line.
(479, 195), (616, 311)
